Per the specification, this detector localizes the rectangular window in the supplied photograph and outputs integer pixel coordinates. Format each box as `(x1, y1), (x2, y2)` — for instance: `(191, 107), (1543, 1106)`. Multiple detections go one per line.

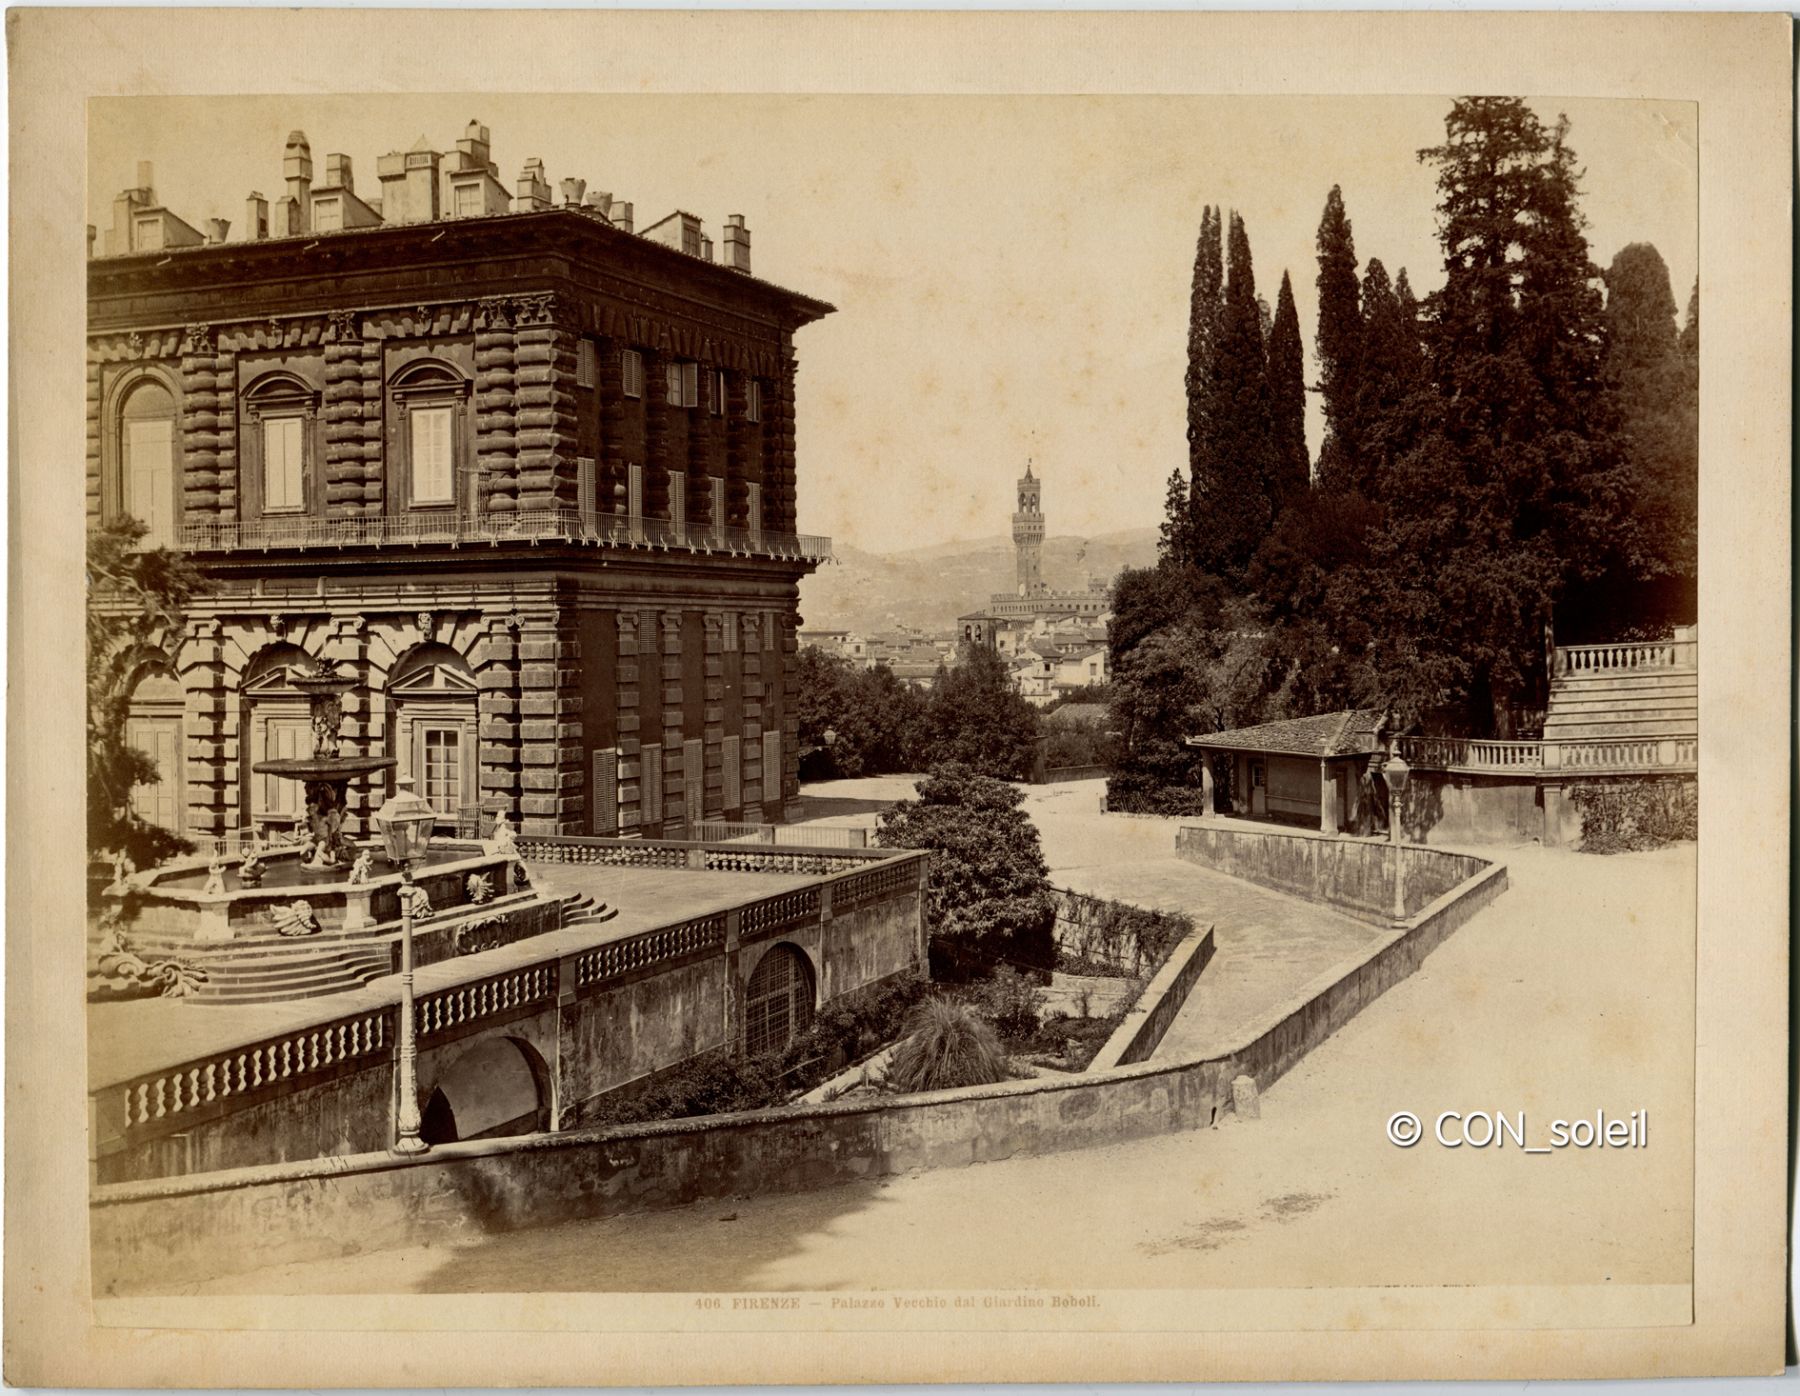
(627, 463), (644, 520)
(262, 416), (305, 512)
(453, 183), (481, 217)
(665, 361), (682, 405)
(578, 456), (596, 516)
(420, 727), (463, 809)
(668, 471), (687, 538)
(622, 349), (644, 399)
(682, 362), (699, 408)
(683, 738), (705, 829)
(746, 380), (762, 423)
(722, 735), (742, 813)
(711, 369), (727, 416)
(747, 482), (763, 541)
(134, 216), (164, 251)
(592, 749), (619, 835)
(409, 405), (454, 505)
(577, 340), (597, 389)
(123, 417), (175, 546)
(711, 476), (726, 531)
(761, 731), (782, 804)
(312, 198), (342, 233)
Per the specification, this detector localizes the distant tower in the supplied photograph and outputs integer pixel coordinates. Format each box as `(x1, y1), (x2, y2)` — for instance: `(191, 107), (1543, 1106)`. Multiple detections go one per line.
(1012, 460), (1044, 596)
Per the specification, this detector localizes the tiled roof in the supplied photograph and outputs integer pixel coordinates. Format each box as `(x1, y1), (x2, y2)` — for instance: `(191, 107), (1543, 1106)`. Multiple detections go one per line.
(1185, 708), (1386, 759)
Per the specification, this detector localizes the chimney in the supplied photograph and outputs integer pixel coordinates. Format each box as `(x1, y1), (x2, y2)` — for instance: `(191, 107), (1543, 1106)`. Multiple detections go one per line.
(276, 194), (301, 236)
(324, 153), (354, 194)
(514, 157), (552, 212)
(612, 200), (633, 234)
(560, 177), (586, 209)
(378, 137), (441, 225)
(283, 131), (313, 233)
(722, 214), (751, 273)
(700, 234), (714, 262)
(205, 217), (231, 244)
(455, 120), (493, 174)
(136, 160), (154, 191)
(583, 190), (612, 221)
(245, 191), (269, 240)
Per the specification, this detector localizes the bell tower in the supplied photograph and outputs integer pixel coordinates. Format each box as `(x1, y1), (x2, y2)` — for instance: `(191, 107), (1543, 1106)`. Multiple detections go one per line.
(1012, 460), (1044, 596)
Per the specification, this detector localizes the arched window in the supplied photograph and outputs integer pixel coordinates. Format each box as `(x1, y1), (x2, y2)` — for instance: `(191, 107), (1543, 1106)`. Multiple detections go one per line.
(388, 643), (478, 826)
(125, 663), (185, 833)
(242, 371), (321, 518)
(387, 359), (472, 513)
(239, 644), (315, 833)
(115, 379), (179, 547)
(744, 943), (816, 1057)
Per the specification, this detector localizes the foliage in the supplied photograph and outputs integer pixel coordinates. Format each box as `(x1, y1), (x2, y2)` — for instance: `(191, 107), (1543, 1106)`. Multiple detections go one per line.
(1313, 184), (1364, 492)
(587, 969), (929, 1123)
(1053, 891), (1194, 978)
(795, 648), (928, 779)
(921, 643), (1041, 781)
(1181, 204), (1226, 567)
(885, 996), (1013, 1092)
(1266, 270), (1311, 511)
(1102, 771), (1211, 818)
(875, 763), (1056, 980)
(1569, 779), (1697, 853)
(87, 519), (210, 875)
(972, 966), (1045, 1039)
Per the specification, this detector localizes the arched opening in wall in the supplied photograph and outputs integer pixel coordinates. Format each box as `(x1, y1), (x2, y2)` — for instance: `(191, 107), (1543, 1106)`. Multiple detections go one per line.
(387, 642), (479, 832)
(113, 377), (180, 548)
(419, 1035), (550, 1146)
(239, 643), (317, 838)
(125, 662), (185, 834)
(744, 943), (817, 1058)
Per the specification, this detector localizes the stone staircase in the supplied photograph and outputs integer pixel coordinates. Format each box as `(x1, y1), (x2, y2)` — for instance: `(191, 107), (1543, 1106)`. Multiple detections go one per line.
(1542, 632), (1697, 770)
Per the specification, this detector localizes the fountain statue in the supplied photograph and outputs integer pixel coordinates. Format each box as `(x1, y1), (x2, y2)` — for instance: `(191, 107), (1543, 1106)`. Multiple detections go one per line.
(251, 657), (397, 870)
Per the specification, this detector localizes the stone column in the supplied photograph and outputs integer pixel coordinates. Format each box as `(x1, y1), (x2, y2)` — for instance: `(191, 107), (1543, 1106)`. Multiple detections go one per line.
(1318, 760), (1339, 835)
(516, 614), (576, 833)
(1199, 758), (1215, 819)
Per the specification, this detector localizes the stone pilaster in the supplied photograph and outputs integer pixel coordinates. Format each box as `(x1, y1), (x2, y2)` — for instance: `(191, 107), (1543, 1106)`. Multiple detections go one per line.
(322, 313), (367, 515)
(769, 349), (798, 535)
(322, 617), (376, 833)
(179, 324), (223, 519)
(178, 618), (232, 837)
(85, 361), (103, 525)
(723, 370), (749, 528)
(687, 365), (715, 529)
(779, 610), (800, 809)
(614, 611), (643, 831)
(643, 348), (671, 521)
(474, 298), (519, 514)
(475, 612), (522, 822)
(513, 295), (578, 511)
(660, 612), (685, 828)
(740, 613), (765, 809)
(703, 612), (726, 812)
(598, 337), (627, 517)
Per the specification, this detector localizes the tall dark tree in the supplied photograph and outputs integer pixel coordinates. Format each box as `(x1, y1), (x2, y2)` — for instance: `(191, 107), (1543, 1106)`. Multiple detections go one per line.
(924, 643), (1041, 781)
(1157, 467), (1193, 566)
(1680, 277), (1699, 365)
(1183, 206), (1225, 555)
(1313, 185), (1363, 491)
(1192, 212), (1276, 580)
(1600, 242), (1697, 580)
(1347, 258), (1429, 499)
(1368, 97), (1621, 732)
(1266, 271), (1311, 510)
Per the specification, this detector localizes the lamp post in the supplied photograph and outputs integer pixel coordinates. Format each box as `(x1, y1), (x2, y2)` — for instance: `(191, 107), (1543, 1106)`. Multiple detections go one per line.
(1381, 751), (1411, 926)
(375, 782), (438, 1156)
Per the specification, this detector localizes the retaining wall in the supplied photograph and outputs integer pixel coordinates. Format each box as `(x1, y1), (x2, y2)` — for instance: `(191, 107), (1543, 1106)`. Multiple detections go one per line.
(1088, 925), (1216, 1071)
(92, 855), (1504, 1293)
(1172, 823), (1488, 923)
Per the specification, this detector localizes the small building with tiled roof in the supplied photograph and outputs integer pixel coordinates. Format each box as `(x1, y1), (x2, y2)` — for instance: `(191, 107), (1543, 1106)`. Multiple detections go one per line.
(1185, 708), (1388, 834)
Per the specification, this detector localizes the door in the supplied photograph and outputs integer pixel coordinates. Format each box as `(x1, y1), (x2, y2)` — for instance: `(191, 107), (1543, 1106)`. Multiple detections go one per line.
(682, 738), (704, 833)
(1249, 759), (1267, 817)
(125, 714), (184, 833)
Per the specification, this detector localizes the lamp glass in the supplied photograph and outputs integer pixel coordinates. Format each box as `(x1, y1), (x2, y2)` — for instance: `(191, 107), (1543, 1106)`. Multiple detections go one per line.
(375, 785), (438, 864)
(1382, 753), (1411, 792)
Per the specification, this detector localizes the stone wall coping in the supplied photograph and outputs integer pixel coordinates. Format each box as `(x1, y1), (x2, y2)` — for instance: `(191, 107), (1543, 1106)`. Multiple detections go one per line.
(92, 849), (1504, 1211)
(1087, 924), (1215, 1072)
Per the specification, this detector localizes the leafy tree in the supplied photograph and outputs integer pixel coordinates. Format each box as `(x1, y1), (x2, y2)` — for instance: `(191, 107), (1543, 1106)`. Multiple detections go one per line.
(1346, 258), (1432, 500)
(795, 648), (927, 780)
(1192, 212), (1277, 580)
(1600, 242), (1697, 580)
(88, 519), (209, 874)
(1314, 184), (1364, 491)
(875, 764), (1056, 979)
(1266, 270), (1311, 510)
(922, 643), (1040, 780)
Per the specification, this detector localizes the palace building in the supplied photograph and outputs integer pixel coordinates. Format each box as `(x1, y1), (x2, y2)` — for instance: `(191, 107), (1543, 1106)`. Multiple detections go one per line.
(89, 121), (835, 844)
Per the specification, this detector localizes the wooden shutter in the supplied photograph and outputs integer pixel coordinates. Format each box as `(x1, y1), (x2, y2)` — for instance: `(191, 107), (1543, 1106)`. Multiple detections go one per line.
(628, 464), (644, 520)
(622, 349), (643, 399)
(577, 340), (597, 389)
(410, 405), (454, 504)
(762, 731), (782, 805)
(682, 739), (704, 830)
(592, 749), (619, 835)
(711, 477), (726, 531)
(747, 482), (762, 540)
(669, 471), (686, 537)
(263, 416), (304, 510)
(125, 417), (175, 546)
(578, 456), (596, 517)
(681, 362), (699, 408)
(722, 735), (742, 813)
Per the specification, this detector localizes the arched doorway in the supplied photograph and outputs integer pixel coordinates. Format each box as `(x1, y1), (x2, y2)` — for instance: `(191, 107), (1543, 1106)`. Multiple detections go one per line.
(744, 943), (817, 1058)
(419, 1036), (550, 1145)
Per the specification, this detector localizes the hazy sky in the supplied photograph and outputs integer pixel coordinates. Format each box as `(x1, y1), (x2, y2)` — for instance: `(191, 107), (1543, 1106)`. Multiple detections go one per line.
(91, 94), (1697, 555)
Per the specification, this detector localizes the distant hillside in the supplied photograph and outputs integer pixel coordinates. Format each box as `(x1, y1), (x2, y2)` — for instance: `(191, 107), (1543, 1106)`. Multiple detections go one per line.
(798, 528), (1159, 635)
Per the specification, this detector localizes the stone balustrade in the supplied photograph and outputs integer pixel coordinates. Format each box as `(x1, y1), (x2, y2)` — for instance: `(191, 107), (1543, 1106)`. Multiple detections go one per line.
(1555, 637), (1696, 675)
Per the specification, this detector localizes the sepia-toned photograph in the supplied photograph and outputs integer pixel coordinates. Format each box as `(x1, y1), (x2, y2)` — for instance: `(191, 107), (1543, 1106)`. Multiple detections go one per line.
(7, 8), (1790, 1387)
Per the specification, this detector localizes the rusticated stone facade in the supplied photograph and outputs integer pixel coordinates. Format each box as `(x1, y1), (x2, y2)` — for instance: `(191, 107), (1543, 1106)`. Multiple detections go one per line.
(89, 204), (834, 841)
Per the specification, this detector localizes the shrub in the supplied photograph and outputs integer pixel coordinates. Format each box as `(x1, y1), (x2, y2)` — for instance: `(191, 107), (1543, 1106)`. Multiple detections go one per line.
(886, 996), (1012, 1092)
(1103, 770), (1210, 817)
(1569, 778), (1697, 853)
(975, 966), (1045, 1040)
(1054, 891), (1193, 977)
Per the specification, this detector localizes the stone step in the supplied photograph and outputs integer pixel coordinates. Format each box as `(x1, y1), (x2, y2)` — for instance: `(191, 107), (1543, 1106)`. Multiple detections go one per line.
(1552, 672), (1697, 694)
(1543, 720), (1698, 742)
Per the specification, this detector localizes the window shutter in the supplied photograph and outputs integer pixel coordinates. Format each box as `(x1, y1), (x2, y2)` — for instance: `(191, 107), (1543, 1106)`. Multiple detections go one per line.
(627, 463), (644, 520)
(665, 362), (682, 404)
(592, 749), (619, 835)
(264, 416), (304, 510)
(578, 456), (596, 516)
(722, 735), (741, 812)
(668, 472), (686, 537)
(762, 731), (782, 804)
(682, 362), (699, 408)
(622, 349), (644, 399)
(683, 738), (704, 829)
(711, 477), (726, 531)
(747, 380), (762, 423)
(411, 405), (454, 504)
(577, 340), (597, 389)
(747, 482), (762, 540)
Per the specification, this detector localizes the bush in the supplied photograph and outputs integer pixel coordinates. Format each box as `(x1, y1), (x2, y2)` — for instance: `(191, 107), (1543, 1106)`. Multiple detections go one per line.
(974, 967), (1044, 1040)
(1055, 893), (1193, 978)
(1569, 778), (1697, 853)
(886, 996), (1012, 1092)
(1103, 770), (1210, 817)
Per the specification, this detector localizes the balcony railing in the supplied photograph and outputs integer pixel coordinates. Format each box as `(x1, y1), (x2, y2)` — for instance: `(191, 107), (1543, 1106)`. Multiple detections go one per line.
(174, 508), (833, 564)
(1399, 736), (1545, 772)
(1555, 637), (1696, 676)
(1398, 735), (1697, 776)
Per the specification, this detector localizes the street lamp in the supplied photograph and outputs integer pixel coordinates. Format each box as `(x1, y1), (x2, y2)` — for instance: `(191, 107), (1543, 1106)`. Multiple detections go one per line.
(375, 782), (437, 1156)
(1381, 751), (1411, 926)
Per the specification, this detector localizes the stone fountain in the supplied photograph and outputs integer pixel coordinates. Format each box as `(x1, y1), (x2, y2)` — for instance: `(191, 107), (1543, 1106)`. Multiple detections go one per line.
(253, 657), (396, 870)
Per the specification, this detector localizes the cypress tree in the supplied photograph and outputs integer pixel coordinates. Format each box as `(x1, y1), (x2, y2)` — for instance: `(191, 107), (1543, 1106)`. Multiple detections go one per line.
(1266, 271), (1310, 510)
(1184, 206), (1225, 551)
(1157, 467), (1192, 567)
(1314, 185), (1363, 491)
(1347, 258), (1430, 500)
